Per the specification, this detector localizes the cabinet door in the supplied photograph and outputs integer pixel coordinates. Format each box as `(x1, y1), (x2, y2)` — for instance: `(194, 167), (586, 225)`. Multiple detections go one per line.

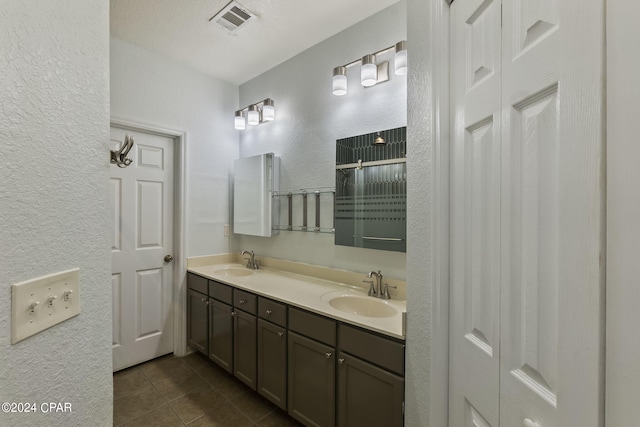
(337, 352), (404, 427)
(209, 299), (233, 373)
(187, 289), (208, 355)
(234, 309), (257, 390)
(257, 318), (287, 409)
(288, 332), (336, 427)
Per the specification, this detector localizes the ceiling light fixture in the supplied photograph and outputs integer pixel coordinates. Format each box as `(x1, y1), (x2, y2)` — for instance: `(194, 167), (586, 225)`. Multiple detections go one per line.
(234, 98), (275, 130)
(331, 40), (407, 96)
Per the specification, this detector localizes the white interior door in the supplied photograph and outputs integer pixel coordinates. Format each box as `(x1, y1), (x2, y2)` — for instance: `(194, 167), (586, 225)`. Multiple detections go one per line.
(110, 126), (175, 372)
(449, 0), (604, 425)
(499, 0), (603, 425)
(449, 0), (502, 425)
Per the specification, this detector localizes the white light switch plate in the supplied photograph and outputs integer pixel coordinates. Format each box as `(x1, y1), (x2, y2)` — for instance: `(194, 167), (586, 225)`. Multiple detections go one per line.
(11, 268), (80, 344)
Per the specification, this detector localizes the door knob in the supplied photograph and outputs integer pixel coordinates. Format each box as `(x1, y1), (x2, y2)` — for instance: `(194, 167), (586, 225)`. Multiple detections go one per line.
(164, 255), (174, 263)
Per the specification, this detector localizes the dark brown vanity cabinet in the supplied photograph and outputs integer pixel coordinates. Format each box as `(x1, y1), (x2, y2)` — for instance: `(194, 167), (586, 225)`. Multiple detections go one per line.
(208, 280), (234, 374)
(208, 298), (233, 373)
(257, 298), (288, 410)
(336, 325), (405, 427)
(288, 308), (337, 427)
(188, 272), (406, 427)
(187, 273), (209, 355)
(233, 289), (257, 390)
(187, 288), (208, 355)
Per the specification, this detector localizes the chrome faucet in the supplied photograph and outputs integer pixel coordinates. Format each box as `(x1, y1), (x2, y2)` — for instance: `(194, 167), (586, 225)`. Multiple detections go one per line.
(364, 270), (396, 300)
(241, 250), (259, 269)
(365, 270), (383, 297)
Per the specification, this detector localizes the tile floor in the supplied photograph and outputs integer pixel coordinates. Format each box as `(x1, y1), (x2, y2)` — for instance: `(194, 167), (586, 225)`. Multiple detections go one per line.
(113, 352), (303, 426)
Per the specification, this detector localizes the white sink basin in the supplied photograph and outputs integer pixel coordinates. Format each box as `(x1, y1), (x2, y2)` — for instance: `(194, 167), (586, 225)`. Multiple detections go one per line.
(325, 294), (397, 318)
(214, 267), (256, 277)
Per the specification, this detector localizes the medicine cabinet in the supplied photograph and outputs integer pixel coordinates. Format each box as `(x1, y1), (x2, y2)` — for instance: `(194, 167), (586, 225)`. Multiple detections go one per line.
(233, 153), (280, 237)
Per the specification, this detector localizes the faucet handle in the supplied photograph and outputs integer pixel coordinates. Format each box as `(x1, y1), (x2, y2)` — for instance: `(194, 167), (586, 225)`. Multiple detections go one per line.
(382, 283), (397, 299)
(363, 280), (377, 296)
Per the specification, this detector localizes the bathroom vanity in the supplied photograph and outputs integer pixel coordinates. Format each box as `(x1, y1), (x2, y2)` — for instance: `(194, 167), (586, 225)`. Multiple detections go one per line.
(187, 259), (406, 427)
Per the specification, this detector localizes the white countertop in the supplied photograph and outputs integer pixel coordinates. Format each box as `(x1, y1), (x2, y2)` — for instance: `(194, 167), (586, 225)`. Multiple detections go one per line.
(188, 263), (406, 340)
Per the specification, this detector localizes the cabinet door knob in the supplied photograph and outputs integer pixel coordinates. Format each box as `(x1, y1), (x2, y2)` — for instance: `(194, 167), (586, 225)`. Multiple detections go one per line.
(325, 352), (332, 359)
(239, 299), (246, 304)
(523, 419), (540, 427)
(231, 311), (236, 316)
(266, 309), (272, 315)
(338, 358), (345, 365)
(277, 331), (284, 338)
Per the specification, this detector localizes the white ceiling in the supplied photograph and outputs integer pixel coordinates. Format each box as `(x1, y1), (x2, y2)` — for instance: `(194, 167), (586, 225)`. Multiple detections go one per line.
(110, 0), (400, 85)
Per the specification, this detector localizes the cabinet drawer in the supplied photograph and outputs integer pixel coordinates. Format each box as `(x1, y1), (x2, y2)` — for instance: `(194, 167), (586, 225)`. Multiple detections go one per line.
(234, 289), (257, 314)
(258, 297), (287, 327)
(289, 307), (336, 346)
(209, 280), (233, 304)
(338, 324), (404, 376)
(187, 273), (208, 295)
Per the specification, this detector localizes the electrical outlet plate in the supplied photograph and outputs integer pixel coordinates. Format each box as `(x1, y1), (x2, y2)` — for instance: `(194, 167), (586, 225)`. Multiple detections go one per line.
(11, 268), (80, 344)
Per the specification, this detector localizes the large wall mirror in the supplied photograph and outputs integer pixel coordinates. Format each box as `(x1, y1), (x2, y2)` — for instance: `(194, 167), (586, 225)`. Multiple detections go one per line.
(334, 127), (407, 252)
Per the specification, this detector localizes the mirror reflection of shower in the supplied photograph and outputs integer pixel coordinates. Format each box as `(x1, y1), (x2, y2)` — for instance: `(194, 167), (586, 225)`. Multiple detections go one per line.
(110, 134), (134, 168)
(334, 126), (407, 253)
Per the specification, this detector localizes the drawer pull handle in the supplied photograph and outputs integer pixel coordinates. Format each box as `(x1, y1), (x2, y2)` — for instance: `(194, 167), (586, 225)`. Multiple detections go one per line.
(325, 352), (332, 359)
(239, 299), (246, 304)
(278, 332), (284, 338)
(338, 358), (345, 365)
(266, 309), (273, 315)
(523, 419), (540, 427)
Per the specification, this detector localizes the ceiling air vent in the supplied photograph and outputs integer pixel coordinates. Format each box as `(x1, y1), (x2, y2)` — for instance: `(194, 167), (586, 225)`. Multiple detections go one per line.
(209, 1), (256, 32)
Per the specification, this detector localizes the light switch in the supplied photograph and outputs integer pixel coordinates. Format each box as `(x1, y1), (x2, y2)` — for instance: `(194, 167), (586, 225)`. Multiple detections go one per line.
(11, 268), (80, 344)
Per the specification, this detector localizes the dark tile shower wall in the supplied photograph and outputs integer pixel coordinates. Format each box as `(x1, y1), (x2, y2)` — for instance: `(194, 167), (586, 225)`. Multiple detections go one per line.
(336, 127), (407, 165)
(335, 126), (407, 253)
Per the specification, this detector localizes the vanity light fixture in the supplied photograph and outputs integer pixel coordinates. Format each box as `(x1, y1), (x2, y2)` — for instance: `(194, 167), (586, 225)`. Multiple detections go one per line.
(247, 104), (260, 126)
(361, 54), (378, 87)
(234, 98), (275, 130)
(394, 41), (407, 75)
(331, 40), (407, 96)
(234, 110), (246, 130)
(332, 66), (348, 96)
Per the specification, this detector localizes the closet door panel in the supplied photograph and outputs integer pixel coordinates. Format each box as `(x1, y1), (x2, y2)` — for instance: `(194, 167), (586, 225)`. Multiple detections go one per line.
(500, 0), (604, 426)
(449, 0), (502, 426)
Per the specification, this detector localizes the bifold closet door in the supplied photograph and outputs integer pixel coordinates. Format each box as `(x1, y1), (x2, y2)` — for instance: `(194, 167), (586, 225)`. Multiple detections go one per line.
(449, 0), (502, 425)
(449, 0), (604, 426)
(499, 0), (604, 426)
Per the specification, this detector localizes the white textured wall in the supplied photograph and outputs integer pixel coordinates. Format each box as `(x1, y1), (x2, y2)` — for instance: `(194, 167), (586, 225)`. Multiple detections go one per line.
(110, 37), (239, 257)
(0, 1), (112, 426)
(406, 0), (449, 426)
(233, 1), (408, 279)
(606, 0), (640, 424)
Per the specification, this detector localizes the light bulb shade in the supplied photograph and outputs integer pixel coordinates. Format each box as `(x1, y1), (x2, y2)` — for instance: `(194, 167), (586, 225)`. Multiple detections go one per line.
(332, 66), (348, 96)
(361, 54), (378, 87)
(247, 104), (260, 125)
(234, 110), (246, 130)
(394, 41), (407, 75)
(262, 98), (275, 121)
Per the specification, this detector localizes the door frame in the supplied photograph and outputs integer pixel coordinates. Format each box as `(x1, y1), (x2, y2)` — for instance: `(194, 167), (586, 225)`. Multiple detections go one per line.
(110, 117), (189, 357)
(405, 0), (451, 426)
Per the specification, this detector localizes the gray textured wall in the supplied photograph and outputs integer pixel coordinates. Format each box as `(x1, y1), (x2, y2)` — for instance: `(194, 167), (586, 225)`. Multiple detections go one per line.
(0, 1), (112, 425)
